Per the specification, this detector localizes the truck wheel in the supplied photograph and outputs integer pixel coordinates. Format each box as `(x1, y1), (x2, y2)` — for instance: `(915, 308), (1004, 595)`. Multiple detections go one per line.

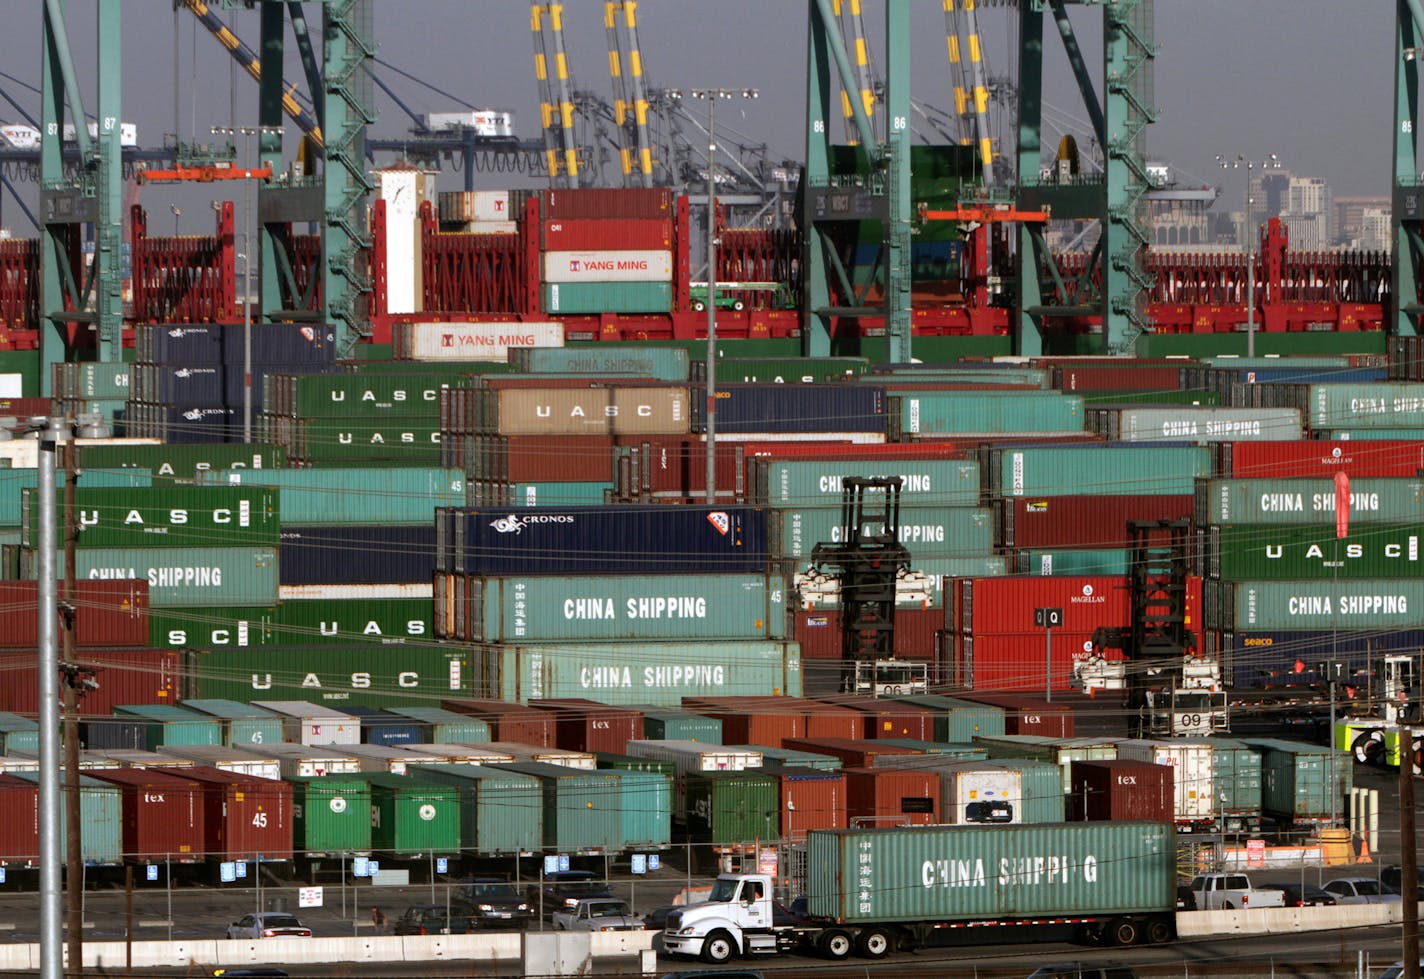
(1146, 916), (1175, 945)
(1105, 917), (1140, 947)
(700, 930), (735, 964)
(854, 927), (893, 959)
(1224, 902), (1236, 910)
(818, 929), (853, 959)
(692, 301), (706, 312)
(732, 300), (745, 311)
(1353, 729), (1387, 766)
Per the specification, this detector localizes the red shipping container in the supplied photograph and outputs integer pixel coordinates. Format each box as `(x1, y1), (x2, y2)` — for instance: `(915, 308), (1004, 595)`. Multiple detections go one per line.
(785, 699), (864, 740)
(957, 576), (1132, 635)
(999, 495), (1195, 549)
(86, 768), (206, 862)
(782, 737), (922, 769)
(1055, 366), (1184, 391)
(0, 580), (150, 650)
(441, 698), (555, 747)
(613, 435), (747, 497)
(540, 187), (673, 220)
(0, 650), (179, 714)
(766, 766), (846, 842)
(950, 692), (1074, 738)
(166, 766), (294, 861)
(959, 632), (1103, 692)
(829, 696), (937, 741)
(0, 774), (39, 865)
(530, 698), (642, 754)
(842, 766), (940, 826)
(794, 608), (940, 661)
(470, 435), (616, 483)
(681, 697), (803, 747)
(1222, 440), (1424, 479)
(1069, 759), (1173, 824)
(543, 219), (672, 251)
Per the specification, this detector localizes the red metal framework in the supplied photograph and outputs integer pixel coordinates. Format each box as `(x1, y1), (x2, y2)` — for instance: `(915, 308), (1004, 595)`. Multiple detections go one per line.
(0, 238), (40, 348)
(130, 202), (237, 324)
(419, 200), (527, 317)
(717, 224), (801, 311)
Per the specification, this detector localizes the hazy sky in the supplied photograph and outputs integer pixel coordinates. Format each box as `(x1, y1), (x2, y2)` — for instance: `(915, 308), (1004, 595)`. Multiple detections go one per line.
(1, 1), (1398, 234)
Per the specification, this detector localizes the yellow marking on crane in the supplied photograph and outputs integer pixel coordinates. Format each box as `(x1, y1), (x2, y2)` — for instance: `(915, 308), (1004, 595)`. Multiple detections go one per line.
(953, 87), (968, 116)
(860, 89), (875, 116)
(639, 146), (652, 175)
(564, 147), (579, 176)
(534, 53), (548, 82)
(613, 97), (628, 126)
(840, 90), (854, 118)
(549, 3), (564, 30)
(560, 101), (575, 129)
(948, 35), (961, 64)
(979, 137), (993, 165)
(855, 37), (868, 67)
(630, 50), (643, 78)
(603, 1), (618, 29)
(634, 98), (649, 126)
(530, 5), (543, 31)
(969, 34), (982, 63)
(624, 1), (639, 26)
(540, 101), (555, 129)
(619, 147), (633, 176)
(608, 51), (622, 78)
(974, 86), (989, 113)
(849, 0), (862, 14)
(545, 148), (560, 176)
(555, 53), (569, 81)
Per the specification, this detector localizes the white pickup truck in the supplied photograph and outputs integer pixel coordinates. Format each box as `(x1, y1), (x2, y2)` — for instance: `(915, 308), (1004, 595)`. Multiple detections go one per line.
(1189, 873), (1285, 910)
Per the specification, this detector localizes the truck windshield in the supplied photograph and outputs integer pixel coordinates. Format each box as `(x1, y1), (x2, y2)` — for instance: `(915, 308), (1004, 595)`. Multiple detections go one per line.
(709, 879), (741, 902)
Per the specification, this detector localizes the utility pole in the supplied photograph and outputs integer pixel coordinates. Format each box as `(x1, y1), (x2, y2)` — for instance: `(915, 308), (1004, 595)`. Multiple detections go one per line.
(1400, 735), (1418, 979)
(62, 434), (82, 977)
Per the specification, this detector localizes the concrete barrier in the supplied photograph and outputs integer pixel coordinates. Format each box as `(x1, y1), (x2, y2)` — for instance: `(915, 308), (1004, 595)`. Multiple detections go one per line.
(1175, 904), (1399, 937)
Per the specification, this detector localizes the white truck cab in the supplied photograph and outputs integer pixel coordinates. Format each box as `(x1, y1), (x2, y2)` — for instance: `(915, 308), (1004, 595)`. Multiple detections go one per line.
(662, 874), (781, 962)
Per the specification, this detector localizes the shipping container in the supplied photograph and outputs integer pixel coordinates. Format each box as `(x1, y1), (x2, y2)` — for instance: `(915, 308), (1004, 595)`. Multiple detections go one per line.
(843, 766), (941, 826)
(950, 693), (1074, 738)
(767, 766), (847, 842)
(288, 776), (372, 855)
(1207, 579), (1424, 631)
(473, 641), (800, 707)
(511, 345), (687, 380)
(795, 557), (1009, 611)
(874, 740), (988, 762)
(681, 697), (803, 747)
(7, 771), (122, 865)
(1017, 549), (1130, 576)
(439, 699), (555, 746)
(468, 480), (612, 508)
(833, 696), (937, 741)
(973, 735), (1118, 793)
(385, 707), (490, 744)
(168, 766), (293, 861)
(1219, 440), (1424, 479)
(1056, 365), (1185, 391)
(639, 710), (722, 744)
(215, 468), (464, 526)
(793, 607), (942, 661)
(339, 707), (424, 746)
(110, 704), (222, 749)
(17, 546), (277, 608)
(893, 391), (1084, 437)
(0, 713), (39, 754)
(148, 599), (432, 650)
(696, 385), (886, 436)
(1241, 738), (1353, 824)
(478, 742), (595, 769)
(1068, 759), (1174, 824)
(772, 505), (992, 562)
(365, 773), (461, 856)
(22, 486), (279, 550)
(1211, 628), (1424, 690)
(0, 650), (179, 714)
(0, 580), (149, 649)
(955, 632), (1102, 691)
(1115, 740), (1216, 829)
(229, 744), (357, 779)
(267, 372), (460, 419)
(1204, 523), (1424, 579)
(1000, 495), (1195, 550)
(464, 435), (615, 484)
(541, 218), (673, 252)
(1200, 738), (1262, 831)
(86, 768), (205, 861)
(462, 573), (785, 642)
(0, 467), (154, 528)
(683, 771), (779, 845)
(891, 695), (1006, 743)
(154, 745), (282, 781)
(249, 701), (360, 746)
(1196, 476), (1424, 526)
(529, 698), (644, 754)
(408, 764), (543, 856)
(392, 321), (564, 362)
(543, 250), (672, 283)
(275, 419), (442, 463)
(0, 775), (40, 864)
(491, 761), (624, 853)
(278, 525), (435, 586)
(540, 187), (673, 220)
(335, 744), (441, 774)
(543, 281), (672, 314)
(727, 745), (843, 771)
(783, 738), (921, 769)
(805, 822), (1175, 924)
(604, 767), (671, 849)
(77, 443), (283, 481)
(191, 646), (467, 710)
(438, 189), (526, 223)
(919, 760), (1025, 824)
(1086, 406), (1302, 443)
(473, 385), (689, 437)
(991, 445), (1213, 498)
(413, 743), (519, 765)
(955, 575), (1134, 635)
(54, 361), (132, 401)
(625, 740), (764, 816)
(752, 457), (982, 509)
(697, 357), (869, 385)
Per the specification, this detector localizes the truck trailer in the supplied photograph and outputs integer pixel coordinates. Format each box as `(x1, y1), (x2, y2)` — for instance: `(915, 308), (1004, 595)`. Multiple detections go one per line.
(662, 822), (1176, 962)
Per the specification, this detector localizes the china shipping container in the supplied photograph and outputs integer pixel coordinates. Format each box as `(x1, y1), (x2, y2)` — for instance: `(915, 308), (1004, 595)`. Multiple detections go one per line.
(0, 650), (179, 714)
(693, 385), (887, 436)
(213, 467), (464, 525)
(468, 480), (612, 508)
(439, 698), (556, 746)
(772, 505), (993, 562)
(891, 391), (1084, 438)
(366, 773), (462, 856)
(491, 761), (624, 853)
(998, 495), (1195, 550)
(950, 693), (1074, 738)
(843, 766), (941, 825)
(17, 546), (278, 608)
(1085, 406), (1302, 443)
(278, 526), (436, 585)
(805, 822), (1175, 924)
(7, 771), (122, 865)
(1068, 759), (1174, 823)
(640, 710), (722, 743)
(0, 580), (149, 649)
(793, 608), (942, 661)
(1241, 738), (1353, 824)
(288, 776), (372, 855)
(1206, 579), (1424, 631)
(408, 764), (543, 856)
(529, 698), (644, 754)
(194, 646), (466, 710)
(472, 641), (801, 707)
(752, 458), (982, 508)
(973, 735), (1119, 793)
(683, 771), (779, 847)
(1195, 476), (1424, 525)
(169, 766), (294, 860)
(86, 768), (206, 861)
(512, 345), (688, 380)
(988, 445), (1213, 498)
(1202, 523), (1424, 580)
(1218, 440), (1424, 479)
(766, 765), (847, 842)
(55, 361), (131, 400)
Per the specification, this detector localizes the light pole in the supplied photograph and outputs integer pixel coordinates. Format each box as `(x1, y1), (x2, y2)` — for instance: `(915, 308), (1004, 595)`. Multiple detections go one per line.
(169, 204), (181, 236)
(667, 87), (758, 503)
(1216, 153), (1278, 358)
(212, 125), (280, 443)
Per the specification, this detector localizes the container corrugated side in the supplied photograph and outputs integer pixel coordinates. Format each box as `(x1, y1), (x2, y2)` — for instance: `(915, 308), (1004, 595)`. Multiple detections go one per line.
(8, 772), (122, 865)
(994, 445), (1213, 497)
(1243, 738), (1352, 821)
(973, 735), (1119, 793)
(16, 547), (276, 608)
(0, 468), (154, 527)
(366, 774), (462, 855)
(1221, 440), (1424, 479)
(543, 281), (672, 314)
(392, 321), (564, 362)
(640, 710), (722, 743)
(1206, 524), (1424, 579)
(893, 696), (1006, 743)
(276, 372), (465, 418)
(543, 250), (673, 283)
(490, 762), (624, 853)
(195, 647), (468, 710)
(1213, 579), (1424, 630)
(22, 486), (279, 549)
(148, 600), (431, 649)
(110, 705), (222, 749)
(1003, 495), (1194, 549)
(407, 764), (543, 856)
(289, 776), (374, 855)
(467, 572), (785, 642)
(1209, 739), (1263, 821)
(385, 707), (491, 743)
(476, 641), (801, 706)
(77, 443), (284, 481)
(699, 357), (870, 385)
(479, 386), (689, 436)
(215, 468), (463, 525)
(1196, 477), (1424, 525)
(806, 821), (1174, 923)
(511, 345), (688, 380)
(895, 391), (1084, 437)
(1093, 407), (1303, 443)
(754, 459), (981, 508)
(1017, 549), (1130, 576)
(684, 771), (779, 844)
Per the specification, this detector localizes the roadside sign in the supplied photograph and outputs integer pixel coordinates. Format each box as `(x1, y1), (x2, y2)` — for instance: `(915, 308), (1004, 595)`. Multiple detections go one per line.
(543, 855), (560, 875)
(235, 862), (247, 879)
(299, 886), (323, 908)
(631, 854), (647, 875)
(146, 865), (157, 882)
(648, 855), (660, 871)
(220, 862), (236, 883)
(1034, 607), (1064, 628)
(436, 857), (448, 875)
(558, 854), (570, 872)
(353, 856), (369, 877)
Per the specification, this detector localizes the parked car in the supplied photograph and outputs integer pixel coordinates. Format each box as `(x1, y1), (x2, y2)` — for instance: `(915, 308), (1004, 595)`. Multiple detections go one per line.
(1024, 965), (1137, 979)
(526, 870), (614, 918)
(1322, 878), (1403, 905)
(1256, 883), (1338, 907)
(1381, 866), (1424, 900)
(456, 878), (535, 929)
(551, 897), (643, 931)
(225, 912), (311, 940)
(643, 903), (678, 930)
(391, 905), (477, 936)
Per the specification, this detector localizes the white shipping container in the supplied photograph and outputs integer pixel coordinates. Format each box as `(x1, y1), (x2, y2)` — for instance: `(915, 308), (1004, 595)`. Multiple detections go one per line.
(438, 190), (518, 223)
(156, 745), (282, 781)
(338, 743), (427, 775)
(543, 250), (673, 283)
(424, 111), (515, 137)
(415, 743), (517, 765)
(251, 701), (361, 746)
(1116, 739), (1216, 828)
(466, 221), (520, 235)
(86, 749), (195, 769)
(0, 437), (162, 470)
(480, 741), (596, 769)
(278, 583), (435, 601)
(230, 743), (359, 779)
(395, 321), (564, 362)
(626, 739), (764, 814)
(62, 121), (137, 147)
(938, 762), (1023, 825)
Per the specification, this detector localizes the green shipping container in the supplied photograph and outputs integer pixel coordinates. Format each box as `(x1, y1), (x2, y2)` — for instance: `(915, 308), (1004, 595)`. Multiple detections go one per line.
(893, 391), (1084, 437)
(213, 467), (463, 525)
(0, 468), (153, 528)
(1080, 390), (1221, 407)
(995, 446), (1213, 498)
(640, 710), (722, 744)
(1242, 738), (1352, 822)
(973, 735), (1119, 794)
(368, 774), (461, 856)
(178, 699), (286, 747)
(513, 346), (690, 380)
(869, 368), (1052, 388)
(1089, 406), (1303, 443)
(1135, 332), (1386, 358)
(270, 372), (463, 418)
(1196, 477), (1424, 525)
(699, 357), (869, 385)
(1200, 738), (1262, 826)
(773, 506), (992, 562)
(492, 762), (624, 854)
(189, 645), (469, 709)
(23, 485), (280, 549)
(54, 361), (131, 400)
(469, 481), (613, 507)
(19, 546), (277, 607)
(1208, 578), (1424, 630)
(409, 764), (543, 856)
(0, 712), (39, 754)
(148, 600), (431, 649)
(1206, 524), (1424, 579)
(78, 443), (285, 481)
(469, 572), (786, 642)
(596, 766), (671, 849)
(990, 759), (1066, 824)
(111, 704), (222, 749)
(684, 771), (779, 845)
(1304, 383), (1424, 429)
(754, 458), (981, 508)
(543, 281), (672, 314)
(289, 776), (373, 855)
(7, 772), (123, 865)
(1313, 428), (1424, 440)
(478, 640), (801, 707)
(805, 822), (1175, 923)
(895, 696), (1006, 743)
(385, 707), (490, 743)
(1017, 549), (1130, 576)
(286, 419), (442, 463)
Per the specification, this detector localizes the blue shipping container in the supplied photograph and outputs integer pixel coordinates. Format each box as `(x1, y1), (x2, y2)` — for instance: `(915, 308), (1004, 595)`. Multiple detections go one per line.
(344, 707), (425, 746)
(694, 385), (887, 435)
(279, 525), (437, 585)
(1218, 629), (1424, 689)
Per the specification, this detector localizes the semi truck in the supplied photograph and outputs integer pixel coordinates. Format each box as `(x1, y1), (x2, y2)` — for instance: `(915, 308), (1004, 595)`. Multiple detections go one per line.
(662, 822), (1177, 963)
